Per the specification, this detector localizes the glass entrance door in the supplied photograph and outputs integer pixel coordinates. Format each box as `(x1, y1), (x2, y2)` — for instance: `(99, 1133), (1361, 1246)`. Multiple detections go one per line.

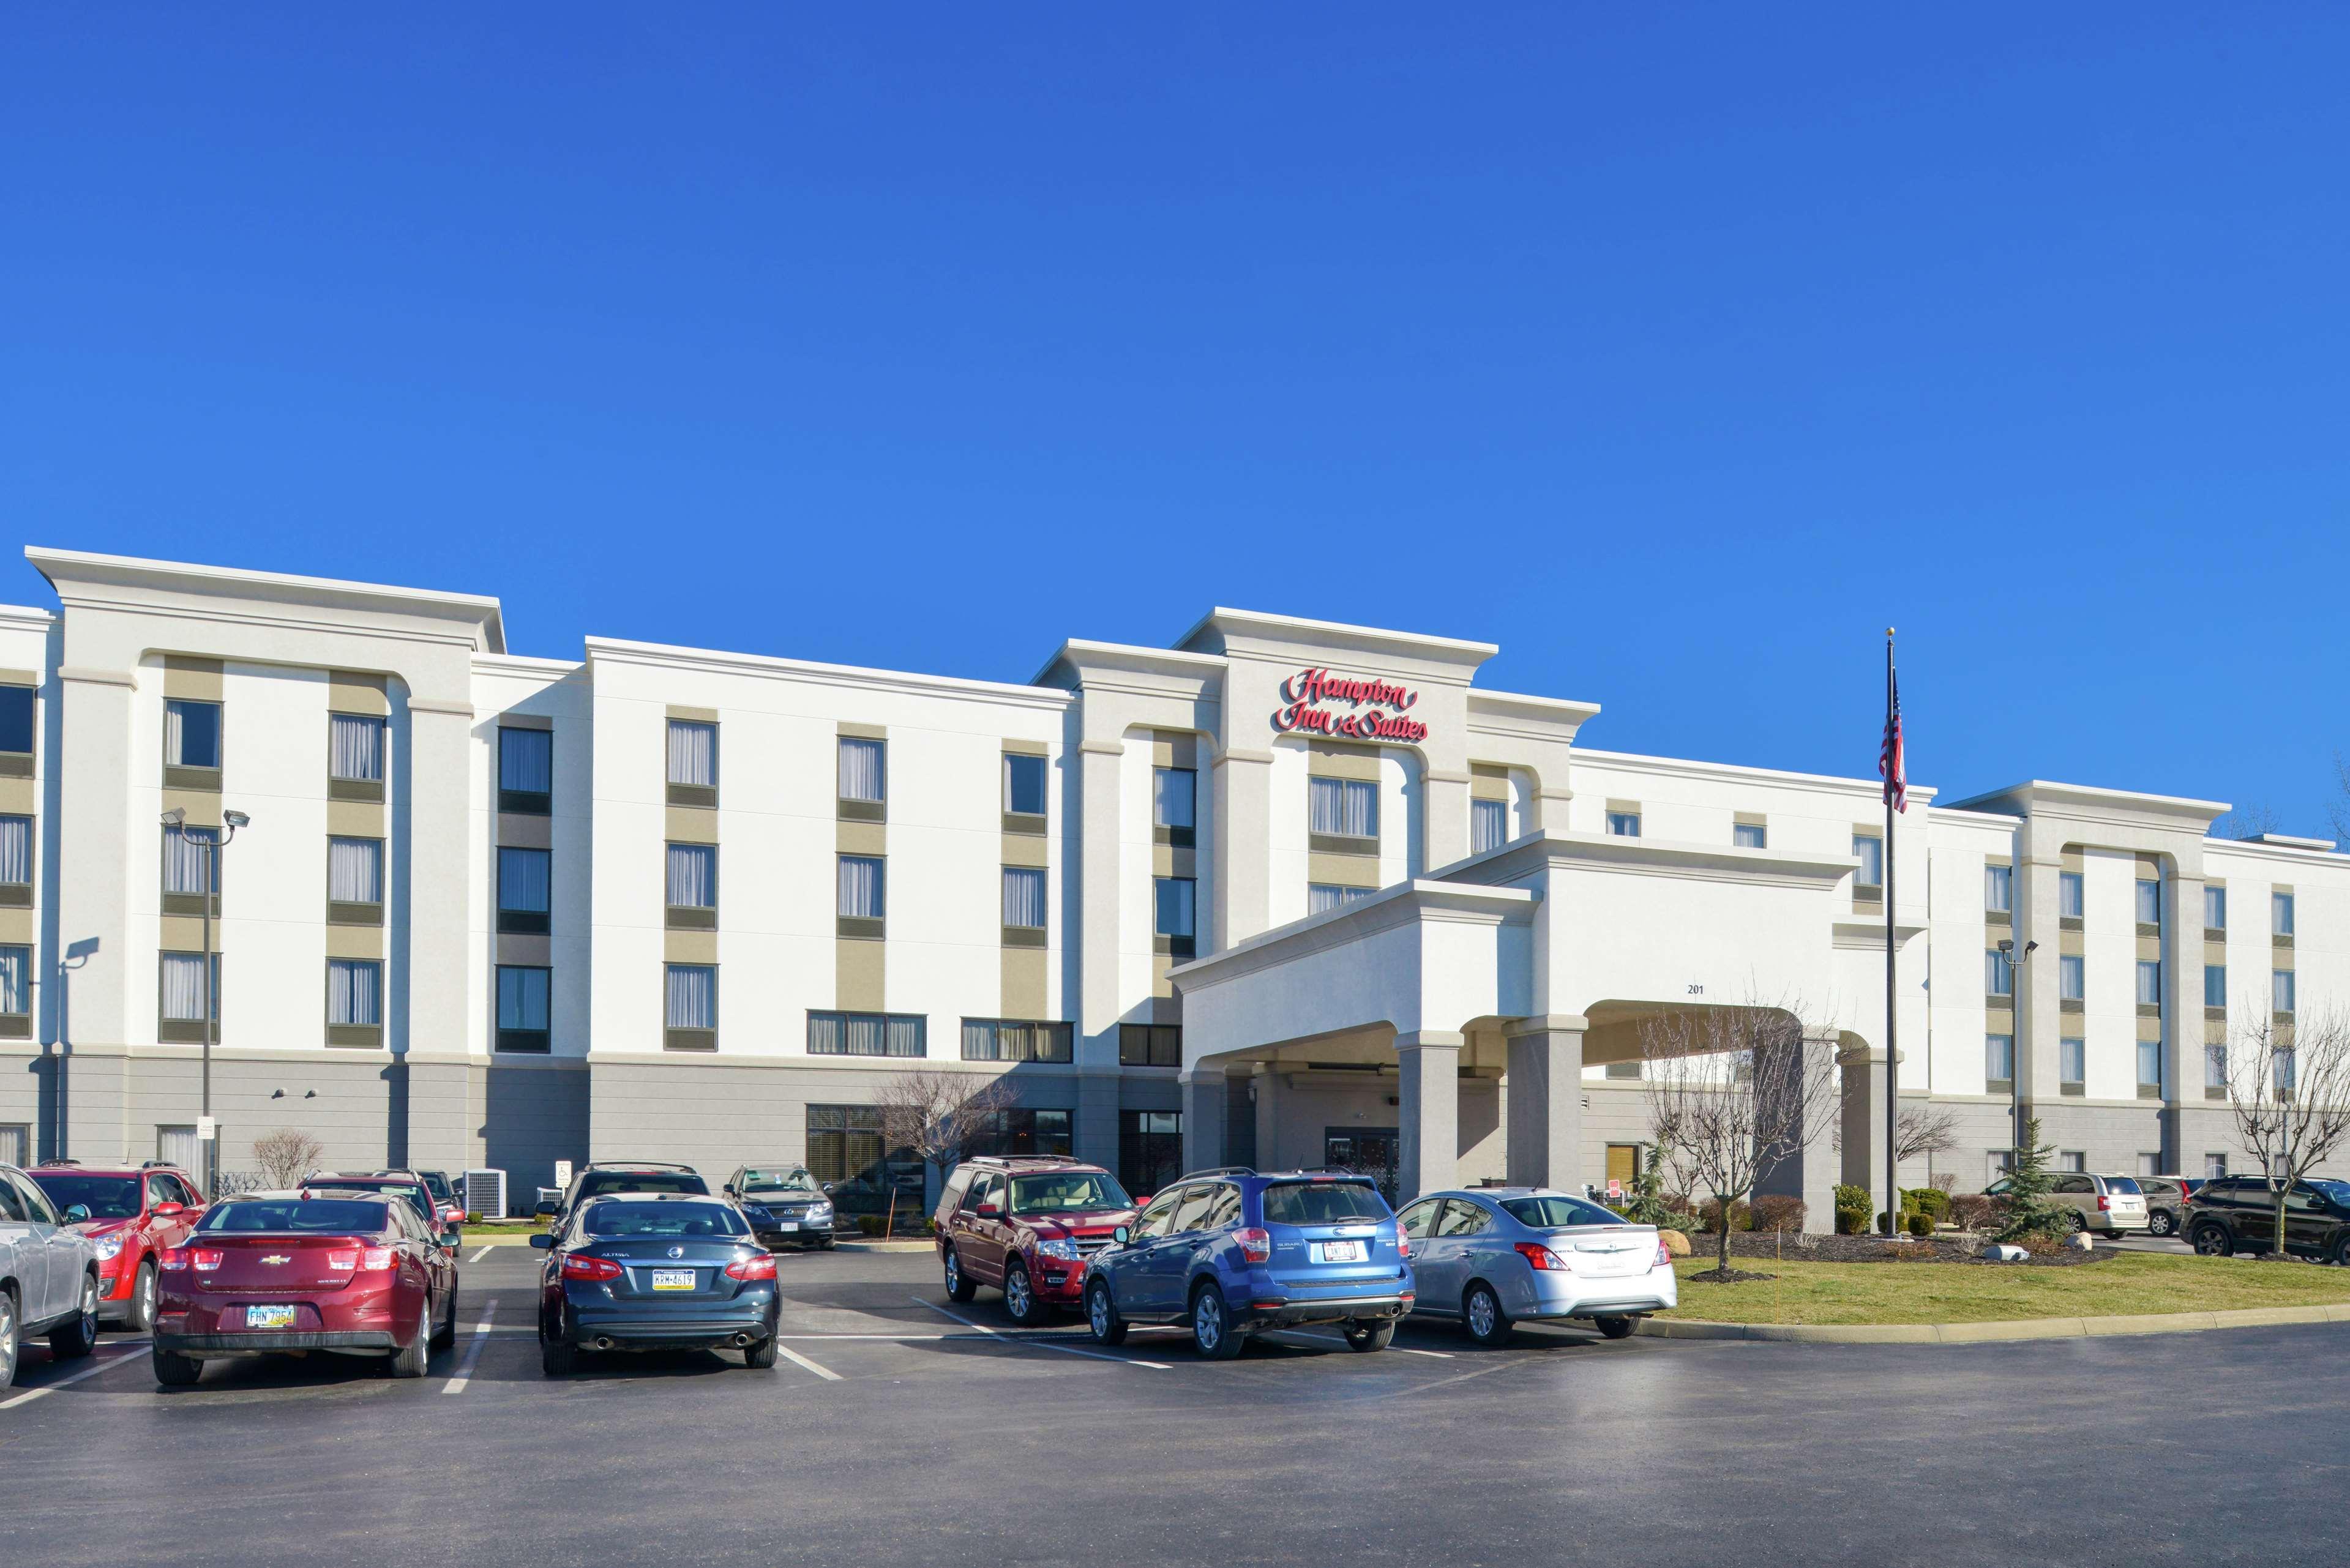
(1323, 1127), (1399, 1204)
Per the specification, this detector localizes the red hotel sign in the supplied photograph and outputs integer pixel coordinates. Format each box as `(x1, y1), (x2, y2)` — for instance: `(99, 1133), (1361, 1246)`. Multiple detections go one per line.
(1272, 667), (1429, 743)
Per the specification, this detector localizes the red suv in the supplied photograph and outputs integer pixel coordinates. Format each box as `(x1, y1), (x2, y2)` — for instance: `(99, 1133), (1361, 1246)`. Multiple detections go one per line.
(26, 1162), (207, 1332)
(934, 1157), (1138, 1326)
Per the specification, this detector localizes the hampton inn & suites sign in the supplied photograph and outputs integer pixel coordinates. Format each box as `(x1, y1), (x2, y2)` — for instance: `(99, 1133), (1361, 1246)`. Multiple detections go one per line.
(1270, 667), (1429, 742)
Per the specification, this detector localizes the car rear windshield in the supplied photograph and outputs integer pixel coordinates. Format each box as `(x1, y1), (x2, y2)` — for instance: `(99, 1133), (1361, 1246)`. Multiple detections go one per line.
(2102, 1178), (2143, 1195)
(1260, 1180), (1390, 1226)
(312, 1182), (433, 1222)
(415, 1173), (452, 1201)
(199, 1199), (391, 1234)
(581, 1200), (748, 1238)
(1500, 1195), (1623, 1229)
(1011, 1172), (1132, 1215)
(580, 1173), (706, 1200)
(739, 1169), (820, 1195)
(28, 1174), (143, 1219)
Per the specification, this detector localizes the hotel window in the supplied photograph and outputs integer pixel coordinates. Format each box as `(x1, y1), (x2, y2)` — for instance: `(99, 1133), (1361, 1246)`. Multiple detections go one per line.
(666, 843), (717, 928)
(1120, 1110), (1183, 1198)
(837, 854), (885, 933)
(1732, 821), (1767, 850)
(162, 824), (219, 916)
(2059, 871), (2085, 919)
(2058, 1152), (2086, 1174)
(496, 965), (552, 1053)
(327, 713), (386, 802)
(2059, 954), (2084, 1002)
(1852, 834), (1882, 889)
(664, 963), (717, 1051)
(2137, 1152), (2160, 1178)
(1120, 1023), (1182, 1068)
(0, 685), (32, 772)
(160, 952), (221, 1043)
(0, 814), (30, 907)
(165, 698), (223, 777)
(2206, 1042), (2229, 1096)
(2136, 960), (2162, 1007)
(2205, 963), (2227, 1009)
(1986, 1032), (2015, 1088)
(2204, 1152), (2228, 1180)
(1985, 950), (2013, 998)
(807, 1010), (926, 1058)
(0, 1122), (24, 1167)
(498, 847), (551, 934)
(2059, 1036), (2086, 1089)
(961, 1018), (1074, 1064)
(837, 737), (886, 819)
(667, 720), (718, 807)
(970, 1108), (1073, 1160)
(805, 1105), (920, 1221)
(1154, 767), (1196, 847)
(2205, 886), (2226, 931)
(1003, 753), (1047, 819)
(1308, 883), (1375, 918)
(2136, 879), (2162, 926)
(2273, 891), (2295, 937)
(0, 945), (28, 1037)
(1309, 777), (1377, 843)
(327, 836), (384, 923)
(1988, 1150), (2016, 1183)
(156, 1125), (200, 1172)
(326, 958), (383, 1045)
(1985, 865), (2013, 914)
(498, 726), (553, 815)
(1474, 799), (1511, 854)
(2273, 968), (2296, 1014)
(1002, 867), (1046, 940)
(1154, 875), (1196, 959)
(2138, 1038), (2163, 1094)
(2276, 1048), (2299, 1097)
(1607, 810), (1642, 838)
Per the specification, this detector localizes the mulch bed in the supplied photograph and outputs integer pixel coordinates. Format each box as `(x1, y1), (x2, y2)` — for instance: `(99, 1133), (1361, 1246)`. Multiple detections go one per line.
(1683, 1267), (1778, 1284)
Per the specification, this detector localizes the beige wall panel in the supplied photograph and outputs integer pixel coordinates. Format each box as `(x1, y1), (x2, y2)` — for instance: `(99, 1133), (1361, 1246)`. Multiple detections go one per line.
(0, 908), (32, 944)
(162, 657), (223, 700)
(665, 805), (718, 843)
(1306, 742), (1382, 782)
(326, 924), (384, 961)
(1307, 851), (1380, 888)
(837, 720), (887, 739)
(665, 928), (719, 965)
(1001, 835), (1049, 870)
(327, 672), (391, 716)
(0, 777), (34, 813)
(329, 799), (389, 838)
(1000, 946), (1047, 1021)
(666, 704), (719, 723)
(160, 790), (223, 828)
(836, 820), (887, 857)
(836, 938), (885, 1012)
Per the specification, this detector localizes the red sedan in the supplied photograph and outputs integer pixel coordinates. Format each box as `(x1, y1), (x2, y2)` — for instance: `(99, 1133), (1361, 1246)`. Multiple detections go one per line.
(153, 1193), (459, 1387)
(27, 1163), (207, 1331)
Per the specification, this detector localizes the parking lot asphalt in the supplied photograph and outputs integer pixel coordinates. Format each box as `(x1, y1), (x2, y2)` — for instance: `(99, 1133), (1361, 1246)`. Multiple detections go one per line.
(6, 1244), (2349, 1567)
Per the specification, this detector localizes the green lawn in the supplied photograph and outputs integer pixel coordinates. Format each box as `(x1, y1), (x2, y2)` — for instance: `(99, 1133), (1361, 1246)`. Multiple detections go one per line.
(1658, 1252), (2350, 1326)
(460, 1223), (548, 1244)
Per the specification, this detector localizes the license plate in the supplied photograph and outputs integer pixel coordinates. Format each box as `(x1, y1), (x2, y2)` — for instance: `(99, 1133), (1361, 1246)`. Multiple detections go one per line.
(245, 1304), (297, 1330)
(774, 1221), (798, 1232)
(649, 1269), (697, 1291)
(1312, 1240), (1368, 1264)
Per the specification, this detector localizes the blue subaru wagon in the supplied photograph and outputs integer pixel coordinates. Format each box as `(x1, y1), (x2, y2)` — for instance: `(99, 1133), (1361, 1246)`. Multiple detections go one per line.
(1082, 1168), (1413, 1359)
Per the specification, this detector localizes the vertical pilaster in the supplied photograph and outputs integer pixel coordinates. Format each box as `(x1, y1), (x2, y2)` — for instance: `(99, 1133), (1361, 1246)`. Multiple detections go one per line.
(54, 666), (136, 1049)
(1754, 1029), (1840, 1233)
(2015, 844), (2065, 1148)
(1395, 1030), (1462, 1203)
(401, 698), (474, 1056)
(1074, 737), (1126, 1169)
(1180, 1069), (1227, 1174)
(1210, 745), (1272, 950)
(1839, 1045), (1893, 1189)
(1503, 1016), (1584, 1190)
(1423, 769), (1471, 872)
(2163, 862), (2207, 1171)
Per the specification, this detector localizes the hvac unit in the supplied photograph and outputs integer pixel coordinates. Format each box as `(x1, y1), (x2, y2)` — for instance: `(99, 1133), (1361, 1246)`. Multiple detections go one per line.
(462, 1168), (508, 1219)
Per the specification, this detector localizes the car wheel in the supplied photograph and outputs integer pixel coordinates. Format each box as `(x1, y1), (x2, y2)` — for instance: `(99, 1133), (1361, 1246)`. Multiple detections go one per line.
(2149, 1210), (2176, 1238)
(132, 1262), (159, 1334)
(432, 1284), (460, 1350)
(1085, 1278), (1128, 1346)
(1593, 1315), (1637, 1340)
(2330, 1234), (2350, 1269)
(1344, 1320), (1396, 1353)
(389, 1303), (430, 1378)
(2192, 1225), (2235, 1258)
(0, 1289), (18, 1391)
(1191, 1284), (1246, 1361)
(1464, 1282), (1514, 1347)
(744, 1336), (779, 1369)
(541, 1334), (577, 1376)
(1003, 1261), (1041, 1326)
(2068, 1210), (2088, 1233)
(49, 1275), (99, 1361)
(943, 1247), (977, 1303)
(152, 1348), (203, 1387)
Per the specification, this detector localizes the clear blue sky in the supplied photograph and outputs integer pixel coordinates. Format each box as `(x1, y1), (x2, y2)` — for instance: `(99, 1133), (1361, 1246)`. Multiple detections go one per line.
(5, 9), (2345, 832)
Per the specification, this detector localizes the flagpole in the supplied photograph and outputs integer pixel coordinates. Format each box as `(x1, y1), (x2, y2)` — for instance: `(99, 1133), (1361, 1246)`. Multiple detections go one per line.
(1884, 630), (1899, 1236)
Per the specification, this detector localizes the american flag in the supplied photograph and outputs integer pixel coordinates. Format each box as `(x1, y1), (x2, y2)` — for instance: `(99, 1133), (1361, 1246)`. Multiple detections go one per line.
(1880, 668), (1908, 813)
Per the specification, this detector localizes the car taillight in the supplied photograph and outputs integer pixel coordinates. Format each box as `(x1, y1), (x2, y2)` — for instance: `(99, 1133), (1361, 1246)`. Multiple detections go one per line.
(159, 1247), (189, 1272)
(1514, 1241), (1570, 1271)
(2097, 1195), (2112, 1211)
(561, 1253), (625, 1282)
(1233, 1227), (1271, 1264)
(192, 1247), (223, 1274)
(324, 1246), (399, 1273)
(1653, 1239), (1672, 1269)
(1395, 1230), (1410, 1260)
(725, 1253), (779, 1281)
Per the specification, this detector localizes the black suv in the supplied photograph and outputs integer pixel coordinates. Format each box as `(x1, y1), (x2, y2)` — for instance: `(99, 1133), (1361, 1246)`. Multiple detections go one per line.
(2182, 1175), (2350, 1263)
(537, 1162), (709, 1230)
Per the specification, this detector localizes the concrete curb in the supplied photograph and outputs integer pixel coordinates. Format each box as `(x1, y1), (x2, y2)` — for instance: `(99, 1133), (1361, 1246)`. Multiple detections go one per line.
(833, 1239), (934, 1254)
(1639, 1302), (2350, 1344)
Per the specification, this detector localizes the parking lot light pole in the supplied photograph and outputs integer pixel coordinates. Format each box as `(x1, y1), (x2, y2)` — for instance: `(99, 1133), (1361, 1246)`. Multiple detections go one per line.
(163, 805), (248, 1198)
(1995, 937), (2038, 1162)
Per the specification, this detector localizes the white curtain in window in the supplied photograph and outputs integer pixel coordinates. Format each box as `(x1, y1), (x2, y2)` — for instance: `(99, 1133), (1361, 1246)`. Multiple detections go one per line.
(1308, 883), (1373, 917)
(499, 728), (553, 793)
(162, 953), (216, 1022)
(329, 837), (382, 903)
(1986, 951), (2012, 996)
(0, 815), (29, 884)
(1854, 836), (1884, 886)
(2060, 1038), (2086, 1083)
(1309, 777), (1374, 837)
(885, 1015), (923, 1057)
(498, 966), (550, 1030)
(845, 1014), (886, 1056)
(2138, 1039), (2163, 1090)
(329, 714), (386, 782)
(838, 738), (885, 802)
(667, 843), (716, 908)
(838, 856), (883, 918)
(1471, 799), (1507, 854)
(499, 848), (551, 911)
(0, 946), (26, 1014)
(328, 959), (381, 1026)
(665, 965), (716, 1029)
(2136, 961), (2161, 1006)
(2206, 887), (2226, 929)
(667, 721), (717, 788)
(2275, 969), (2296, 1012)
(156, 1126), (198, 1171)
(1154, 768), (1195, 829)
(1002, 867), (1046, 928)
(163, 826), (216, 895)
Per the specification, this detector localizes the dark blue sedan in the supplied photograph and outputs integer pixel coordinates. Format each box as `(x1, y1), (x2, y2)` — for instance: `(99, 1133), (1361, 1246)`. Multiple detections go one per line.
(533, 1193), (781, 1374)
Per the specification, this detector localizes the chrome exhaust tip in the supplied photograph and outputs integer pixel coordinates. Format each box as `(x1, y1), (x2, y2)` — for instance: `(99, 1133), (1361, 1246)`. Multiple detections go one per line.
(732, 1332), (751, 1347)
(594, 1337), (614, 1351)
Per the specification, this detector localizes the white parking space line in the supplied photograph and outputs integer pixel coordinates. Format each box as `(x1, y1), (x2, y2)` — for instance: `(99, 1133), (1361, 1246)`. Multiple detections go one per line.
(1271, 1329), (1453, 1359)
(911, 1297), (1171, 1370)
(774, 1344), (843, 1381)
(442, 1302), (498, 1394)
(468, 1245), (496, 1263)
(1, 1343), (152, 1410)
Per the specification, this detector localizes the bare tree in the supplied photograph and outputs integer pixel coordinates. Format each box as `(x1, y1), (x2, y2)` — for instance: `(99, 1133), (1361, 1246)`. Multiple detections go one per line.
(872, 1066), (1019, 1185)
(1640, 1000), (1841, 1277)
(251, 1128), (326, 1190)
(1896, 1101), (1963, 1183)
(2220, 1010), (2350, 1258)
(2331, 752), (2350, 848)
(2211, 802), (2286, 842)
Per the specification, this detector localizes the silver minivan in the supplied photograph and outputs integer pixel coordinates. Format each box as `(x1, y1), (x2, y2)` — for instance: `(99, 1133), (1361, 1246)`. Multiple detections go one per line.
(1985, 1171), (2148, 1238)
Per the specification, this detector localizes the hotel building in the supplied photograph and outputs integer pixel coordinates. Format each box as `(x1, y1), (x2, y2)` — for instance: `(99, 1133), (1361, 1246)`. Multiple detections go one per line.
(0, 547), (2341, 1223)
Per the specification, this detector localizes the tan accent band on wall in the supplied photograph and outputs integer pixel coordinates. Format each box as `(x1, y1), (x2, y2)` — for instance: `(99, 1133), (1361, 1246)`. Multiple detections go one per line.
(497, 711), (553, 731)
(497, 809), (552, 849)
(0, 668), (39, 687)
(1001, 946), (1046, 1020)
(2062, 846), (2086, 871)
(0, 907), (33, 944)
(159, 790), (223, 829)
(162, 657), (223, 700)
(1306, 742), (1382, 781)
(665, 928), (718, 965)
(2060, 928), (2085, 957)
(1734, 810), (1767, 826)
(2206, 875), (2226, 889)
(329, 798), (388, 839)
(667, 704), (720, 723)
(1985, 853), (2012, 868)
(665, 805), (717, 844)
(1157, 730), (1199, 769)
(2205, 939), (2228, 965)
(1852, 822), (1882, 839)
(1001, 835), (1049, 871)
(1984, 1004), (2013, 1032)
(2137, 1015), (2163, 1042)
(326, 924), (384, 961)
(1150, 734), (1174, 767)
(1151, 842), (1173, 879)
(1308, 851), (1382, 889)
(837, 720), (887, 739)
(327, 672), (390, 717)
(1473, 772), (1511, 803)
(837, 935), (884, 1012)
(497, 932), (553, 967)
(1152, 953), (1176, 1001)
(159, 915), (214, 951)
(836, 819), (886, 857)
(1001, 737), (1049, 758)
(2136, 934), (2162, 963)
(2137, 852), (2164, 874)
(0, 777), (34, 814)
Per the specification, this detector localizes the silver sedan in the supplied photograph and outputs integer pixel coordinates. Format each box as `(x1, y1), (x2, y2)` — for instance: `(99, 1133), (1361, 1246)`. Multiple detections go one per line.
(1398, 1187), (1675, 1345)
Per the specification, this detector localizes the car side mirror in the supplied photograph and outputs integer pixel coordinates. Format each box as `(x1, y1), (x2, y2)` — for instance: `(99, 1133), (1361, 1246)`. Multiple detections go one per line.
(535, 1202), (556, 1218)
(1113, 1225), (1131, 1246)
(821, 1183), (835, 1195)
(529, 1233), (555, 1250)
(441, 1229), (462, 1250)
(152, 1201), (184, 1217)
(975, 1203), (1000, 1218)
(63, 1204), (91, 1224)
